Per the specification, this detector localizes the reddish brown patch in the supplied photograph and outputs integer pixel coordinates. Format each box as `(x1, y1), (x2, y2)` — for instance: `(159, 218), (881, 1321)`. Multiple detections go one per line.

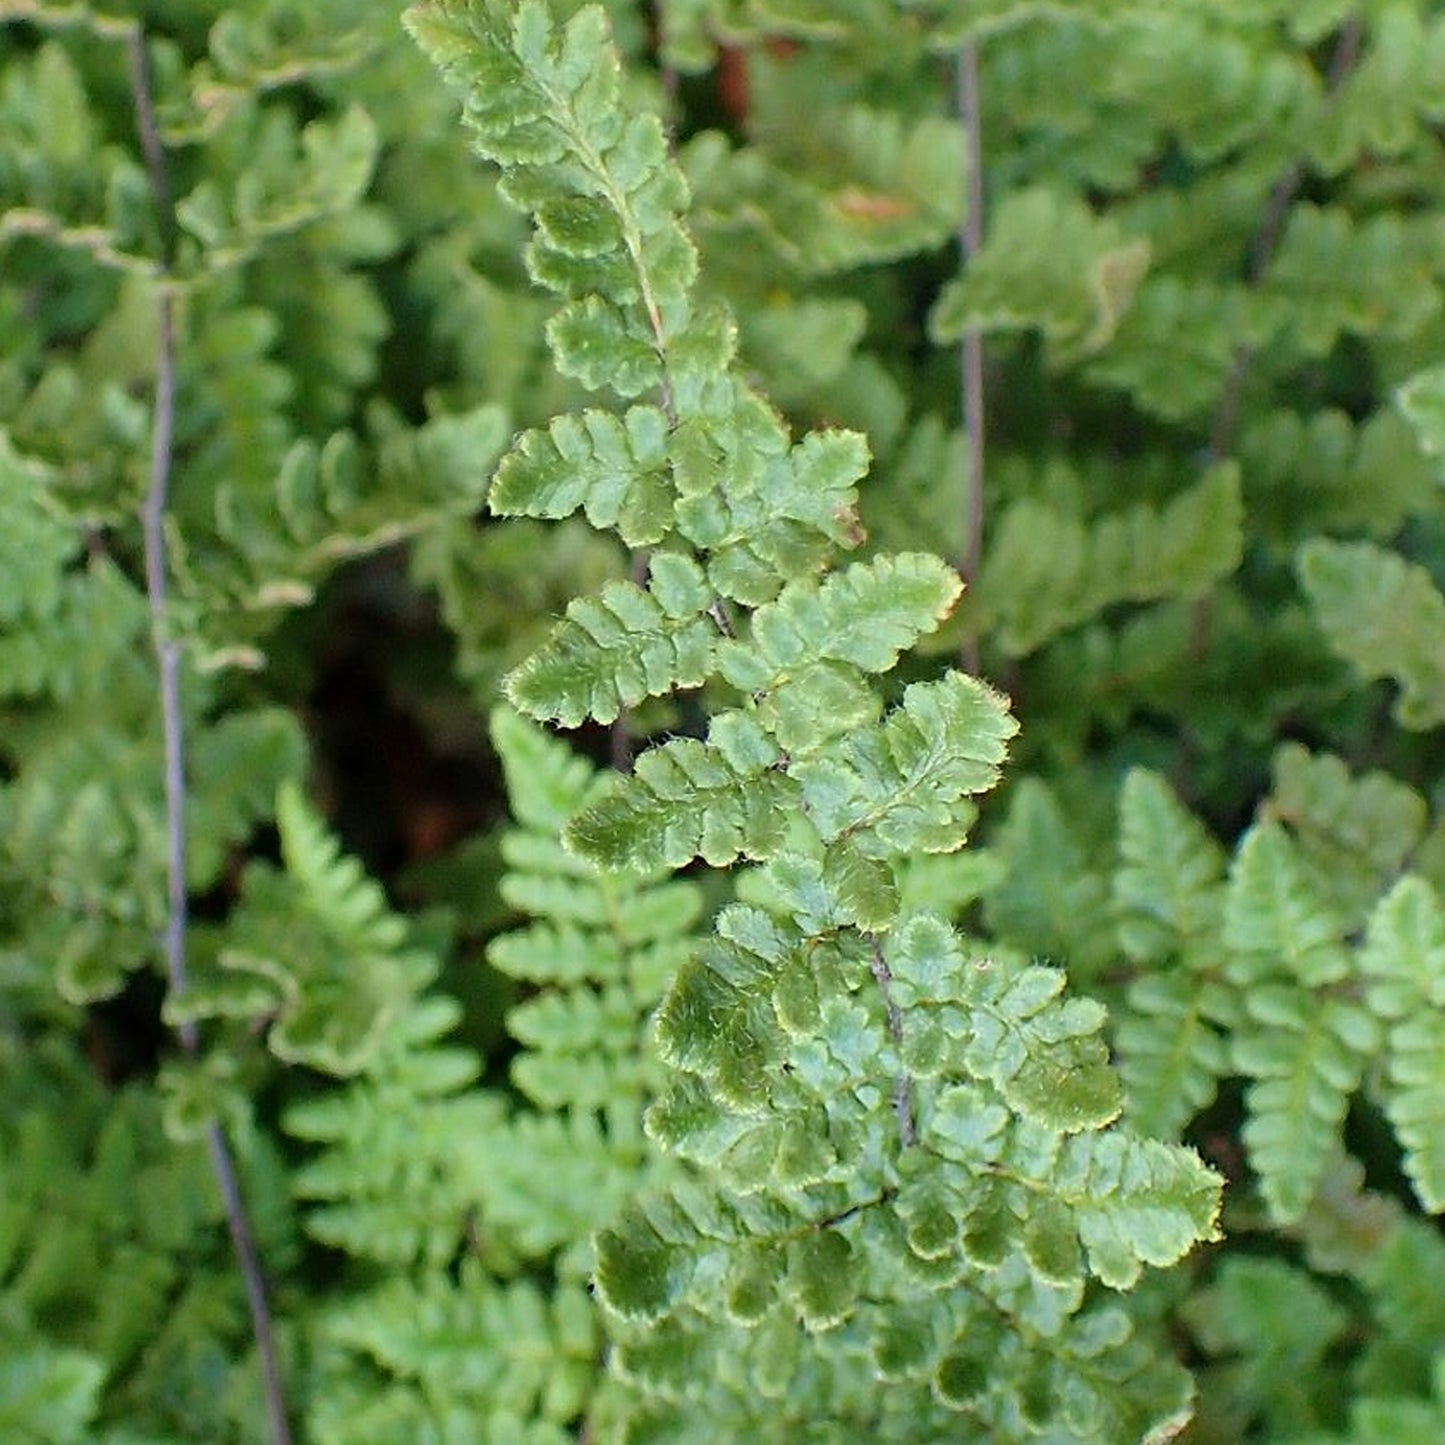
(835, 188), (917, 223)
(717, 45), (750, 123)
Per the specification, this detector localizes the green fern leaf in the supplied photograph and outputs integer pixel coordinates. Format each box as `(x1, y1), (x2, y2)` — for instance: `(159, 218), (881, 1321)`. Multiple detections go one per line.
(1307, 5), (1445, 168)
(1298, 539), (1445, 730)
(929, 185), (1150, 363)
(886, 915), (1121, 1131)
(1110, 773), (1236, 1130)
(209, 782), (432, 1075)
(1082, 277), (1246, 422)
(1361, 878), (1445, 1210)
(975, 465), (1242, 656)
(1398, 362), (1445, 464)
(489, 405), (673, 545)
(488, 707), (701, 1122)
(1361, 876), (1445, 1015)
(1053, 1132), (1223, 1290)
(175, 106), (380, 270)
(954, 948), (1122, 1132)
(1116, 975), (1228, 1140)
(1270, 744), (1426, 905)
(0, 436), (74, 630)
(983, 778), (1115, 975)
(684, 105), (966, 278)
(286, 997), (504, 1266)
(1114, 768), (1226, 964)
(652, 907), (786, 1111)
(508, 985), (656, 1111)
(545, 295), (667, 396)
(504, 555), (718, 726)
(679, 423), (871, 606)
(1241, 405), (1436, 545)
(1263, 206), (1440, 358)
(406, 0), (696, 399)
(1378, 1009), (1445, 1217)
(1233, 996), (1372, 1224)
(1183, 1256), (1349, 1434)
(1223, 820), (1351, 986)
(706, 553), (963, 753)
(490, 705), (600, 831)
(791, 673), (1017, 860)
(319, 1267), (597, 1438)
(593, 1199), (697, 1323)
(718, 551), (962, 692)
(0, 1348), (104, 1444)
(785, 1229), (857, 1330)
(565, 711), (791, 871)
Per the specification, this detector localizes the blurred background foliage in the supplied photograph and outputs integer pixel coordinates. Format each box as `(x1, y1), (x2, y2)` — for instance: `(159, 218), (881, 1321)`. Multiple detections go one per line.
(6, 1), (1445, 1441)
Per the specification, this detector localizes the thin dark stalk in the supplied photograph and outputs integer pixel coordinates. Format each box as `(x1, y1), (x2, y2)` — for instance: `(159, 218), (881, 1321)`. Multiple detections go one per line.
(869, 938), (916, 1147)
(956, 39), (985, 675)
(205, 1127), (293, 1445)
(140, 286), (192, 1047)
(1188, 12), (1365, 694)
(128, 27), (293, 1445)
(1205, 15), (1364, 465)
(806, 1188), (895, 1235)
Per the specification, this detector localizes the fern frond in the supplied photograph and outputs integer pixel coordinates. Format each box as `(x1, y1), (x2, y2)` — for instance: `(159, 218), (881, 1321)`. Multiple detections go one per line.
(1082, 277), (1246, 421)
(565, 711), (791, 871)
(406, 0), (695, 396)
(1361, 878), (1445, 1211)
(1223, 820), (1351, 987)
(1108, 772), (1231, 1133)
(490, 705), (700, 1140)
(1232, 996), (1373, 1225)
(1241, 405), (1436, 545)
(0, 1346), (105, 1444)
(489, 405), (673, 544)
(1114, 769), (1227, 964)
(791, 673), (1017, 860)
(884, 919), (1121, 1132)
(599, 873), (1219, 1439)
(1380, 1010), (1445, 1218)
(982, 778), (1115, 976)
(1051, 1131), (1224, 1290)
(0, 1042), (262, 1430)
(930, 185), (1150, 363)
(1398, 362), (1445, 465)
(1115, 975), (1227, 1140)
(974, 465), (1243, 656)
(175, 107), (381, 273)
(1261, 206), (1440, 358)
(1298, 538), (1445, 730)
(719, 552), (962, 691)
(315, 1266), (597, 1445)
(203, 782), (434, 1075)
(284, 995), (501, 1266)
(684, 106), (967, 277)
(677, 419), (871, 605)
(504, 553), (717, 726)
(1269, 743), (1426, 919)
(1183, 1256), (1349, 1436)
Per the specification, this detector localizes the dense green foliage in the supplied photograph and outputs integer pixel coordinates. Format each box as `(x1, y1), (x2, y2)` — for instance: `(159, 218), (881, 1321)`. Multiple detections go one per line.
(5, 1), (1445, 1441)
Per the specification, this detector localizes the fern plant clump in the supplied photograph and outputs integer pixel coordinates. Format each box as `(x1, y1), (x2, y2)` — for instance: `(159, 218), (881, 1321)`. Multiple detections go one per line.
(5, 1), (1445, 1443)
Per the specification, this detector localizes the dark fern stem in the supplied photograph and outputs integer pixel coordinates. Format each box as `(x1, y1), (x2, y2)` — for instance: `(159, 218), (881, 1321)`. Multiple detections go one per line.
(127, 26), (293, 1445)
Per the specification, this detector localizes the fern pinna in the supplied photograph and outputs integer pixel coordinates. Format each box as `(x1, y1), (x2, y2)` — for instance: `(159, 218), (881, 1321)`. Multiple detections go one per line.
(407, 3), (1221, 1441)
